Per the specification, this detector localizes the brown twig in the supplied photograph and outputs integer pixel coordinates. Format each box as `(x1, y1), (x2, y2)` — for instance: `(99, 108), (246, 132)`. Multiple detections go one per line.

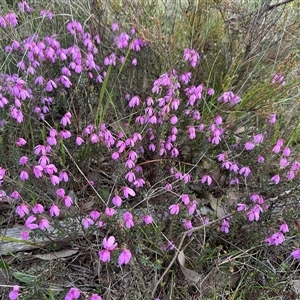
(151, 212), (234, 298)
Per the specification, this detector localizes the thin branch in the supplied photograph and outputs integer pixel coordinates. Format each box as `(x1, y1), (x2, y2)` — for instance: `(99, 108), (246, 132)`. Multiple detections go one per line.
(267, 0), (295, 11)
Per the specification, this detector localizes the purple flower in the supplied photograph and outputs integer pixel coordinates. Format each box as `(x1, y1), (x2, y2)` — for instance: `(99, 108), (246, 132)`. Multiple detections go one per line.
(5, 13), (18, 26)
(122, 186), (136, 198)
(283, 147), (291, 157)
(65, 287), (80, 300)
(201, 175), (212, 186)
(105, 207), (115, 217)
(271, 174), (280, 184)
(280, 222), (289, 233)
(16, 204), (29, 218)
(39, 219), (50, 230)
(90, 294), (102, 300)
(181, 194), (190, 205)
(9, 285), (19, 300)
(247, 205), (263, 221)
(239, 166), (251, 177)
(82, 217), (94, 229)
(144, 215), (153, 225)
(123, 211), (134, 228)
(112, 194), (122, 207)
(220, 218), (230, 234)
(111, 22), (119, 31)
(253, 133), (264, 144)
(237, 203), (247, 211)
(118, 249), (132, 265)
(49, 204), (60, 217)
(169, 204), (180, 215)
(245, 141), (255, 150)
(25, 215), (39, 229)
(217, 91), (241, 105)
(269, 113), (276, 124)
(183, 48), (200, 67)
(291, 249), (300, 259)
(20, 170), (29, 181)
(103, 236), (117, 251)
(114, 32), (131, 48)
(265, 231), (285, 246)
(33, 203), (44, 214)
(40, 9), (53, 19)
(257, 155), (265, 163)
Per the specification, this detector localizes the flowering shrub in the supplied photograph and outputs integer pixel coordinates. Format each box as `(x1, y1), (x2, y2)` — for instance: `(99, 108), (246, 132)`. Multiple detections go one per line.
(1, 0), (300, 299)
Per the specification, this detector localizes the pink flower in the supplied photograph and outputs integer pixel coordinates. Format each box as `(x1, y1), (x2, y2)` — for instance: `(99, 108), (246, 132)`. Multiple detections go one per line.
(265, 231), (285, 246)
(50, 174), (60, 185)
(49, 204), (60, 217)
(16, 137), (26, 146)
(237, 203), (247, 211)
(283, 147), (291, 157)
(188, 126), (196, 139)
(239, 166), (251, 177)
(16, 204), (29, 218)
(291, 249), (300, 259)
(65, 287), (80, 300)
(105, 207), (115, 216)
(257, 155), (265, 163)
(125, 171), (136, 183)
(33, 204), (44, 214)
(271, 174), (280, 184)
(269, 113), (276, 124)
(144, 215), (153, 225)
(220, 218), (230, 234)
(112, 194), (122, 207)
(181, 194), (190, 205)
(20, 170), (29, 181)
(247, 205), (263, 222)
(123, 211), (134, 228)
(118, 248), (132, 265)
(56, 188), (65, 198)
(111, 22), (119, 31)
(99, 249), (111, 262)
(19, 156), (28, 165)
(183, 219), (193, 230)
(90, 211), (100, 220)
(253, 133), (264, 144)
(188, 200), (197, 215)
(39, 219), (50, 230)
(103, 236), (117, 250)
(122, 186), (136, 198)
(60, 112), (72, 126)
(9, 285), (19, 300)
(33, 165), (43, 178)
(63, 195), (73, 207)
(25, 215), (39, 229)
(169, 204), (180, 215)
(201, 175), (212, 186)
(245, 141), (255, 150)
(280, 222), (289, 233)
(82, 217), (94, 229)
(89, 294), (102, 300)
(76, 136), (84, 146)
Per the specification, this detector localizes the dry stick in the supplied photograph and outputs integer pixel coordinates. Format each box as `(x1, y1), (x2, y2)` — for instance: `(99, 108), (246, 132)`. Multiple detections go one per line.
(151, 213), (234, 298)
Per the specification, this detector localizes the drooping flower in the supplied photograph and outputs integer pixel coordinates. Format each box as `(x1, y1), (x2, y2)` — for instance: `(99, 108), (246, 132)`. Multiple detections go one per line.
(118, 248), (132, 265)
(9, 285), (20, 300)
(291, 249), (300, 259)
(169, 204), (180, 215)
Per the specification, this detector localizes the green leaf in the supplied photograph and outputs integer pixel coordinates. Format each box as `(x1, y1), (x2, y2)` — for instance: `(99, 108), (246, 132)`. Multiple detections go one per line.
(12, 272), (36, 284)
(0, 260), (9, 271)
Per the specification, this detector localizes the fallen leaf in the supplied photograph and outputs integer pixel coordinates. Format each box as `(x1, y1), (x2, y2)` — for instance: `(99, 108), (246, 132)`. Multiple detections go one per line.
(178, 250), (202, 283)
(291, 280), (300, 293)
(34, 249), (78, 261)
